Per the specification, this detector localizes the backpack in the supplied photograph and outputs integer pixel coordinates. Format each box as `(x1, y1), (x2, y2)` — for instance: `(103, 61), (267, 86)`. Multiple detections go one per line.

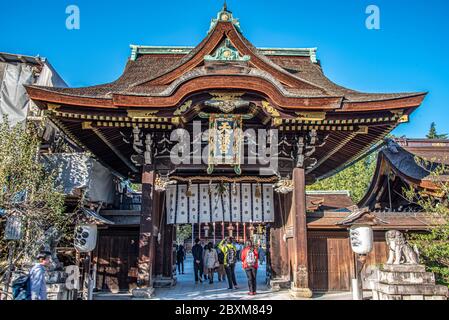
(11, 274), (31, 300)
(227, 247), (236, 265)
(245, 249), (256, 268)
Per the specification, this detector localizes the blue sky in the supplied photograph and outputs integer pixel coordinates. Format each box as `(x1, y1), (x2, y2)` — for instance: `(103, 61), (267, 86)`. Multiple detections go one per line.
(1, 0), (448, 137)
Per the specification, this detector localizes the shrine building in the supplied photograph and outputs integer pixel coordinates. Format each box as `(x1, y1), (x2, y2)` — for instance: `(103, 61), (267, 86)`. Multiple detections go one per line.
(26, 5), (426, 296)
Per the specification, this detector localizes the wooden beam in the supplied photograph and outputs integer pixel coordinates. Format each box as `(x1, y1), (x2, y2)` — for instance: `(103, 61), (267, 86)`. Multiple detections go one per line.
(90, 126), (138, 173)
(306, 127), (367, 174)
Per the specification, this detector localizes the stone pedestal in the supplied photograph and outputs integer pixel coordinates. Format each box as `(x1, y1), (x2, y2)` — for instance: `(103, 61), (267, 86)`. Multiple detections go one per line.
(289, 283), (313, 298)
(47, 283), (76, 300)
(153, 276), (177, 288)
(268, 277), (290, 292)
(372, 264), (448, 300)
(132, 287), (155, 299)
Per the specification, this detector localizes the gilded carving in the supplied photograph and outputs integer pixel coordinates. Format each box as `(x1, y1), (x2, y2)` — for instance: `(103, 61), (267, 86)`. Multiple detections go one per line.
(205, 92), (249, 113)
(127, 110), (159, 119)
(294, 111), (326, 121)
(173, 100), (193, 116)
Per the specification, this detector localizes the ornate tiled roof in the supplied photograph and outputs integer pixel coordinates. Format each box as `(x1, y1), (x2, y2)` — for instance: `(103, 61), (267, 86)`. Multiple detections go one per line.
(25, 8), (425, 105)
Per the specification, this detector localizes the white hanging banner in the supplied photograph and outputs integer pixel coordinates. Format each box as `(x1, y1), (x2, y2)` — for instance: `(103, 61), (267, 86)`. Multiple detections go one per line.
(210, 184), (224, 222)
(166, 185), (176, 224)
(188, 184), (199, 224)
(263, 184), (275, 222)
(199, 184), (211, 223)
(176, 185), (188, 224)
(252, 184), (263, 222)
(222, 183), (232, 222)
(165, 183), (275, 224)
(241, 183), (252, 223)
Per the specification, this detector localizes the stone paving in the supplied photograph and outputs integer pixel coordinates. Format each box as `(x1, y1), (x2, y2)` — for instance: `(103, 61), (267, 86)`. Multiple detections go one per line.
(94, 255), (354, 300)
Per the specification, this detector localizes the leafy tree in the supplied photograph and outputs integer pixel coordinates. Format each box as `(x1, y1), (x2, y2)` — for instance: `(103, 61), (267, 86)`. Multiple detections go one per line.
(404, 158), (449, 286)
(307, 152), (377, 203)
(176, 224), (192, 245)
(427, 122), (448, 139)
(0, 118), (71, 284)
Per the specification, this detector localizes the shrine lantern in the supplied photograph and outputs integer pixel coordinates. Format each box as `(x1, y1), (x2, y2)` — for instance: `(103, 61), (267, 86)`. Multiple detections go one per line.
(227, 223), (234, 238)
(74, 224), (97, 253)
(204, 224), (210, 238)
(349, 225), (373, 255)
(249, 224), (255, 237)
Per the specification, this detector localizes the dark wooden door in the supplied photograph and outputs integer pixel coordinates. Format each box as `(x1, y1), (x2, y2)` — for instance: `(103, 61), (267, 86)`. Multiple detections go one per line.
(308, 231), (354, 292)
(95, 228), (139, 293)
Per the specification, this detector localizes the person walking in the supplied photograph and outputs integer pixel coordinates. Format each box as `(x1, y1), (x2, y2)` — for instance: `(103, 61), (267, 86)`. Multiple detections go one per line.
(176, 244), (186, 274)
(241, 240), (259, 295)
(235, 242), (242, 261)
(215, 244), (226, 282)
(218, 237), (239, 290)
(203, 242), (219, 284)
(200, 239), (207, 281)
(258, 245), (265, 265)
(191, 238), (204, 283)
(29, 251), (51, 300)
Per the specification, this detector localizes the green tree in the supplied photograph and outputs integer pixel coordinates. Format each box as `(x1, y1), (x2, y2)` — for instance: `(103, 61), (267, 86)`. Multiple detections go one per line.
(176, 224), (192, 245)
(0, 118), (70, 283)
(307, 153), (377, 203)
(404, 158), (449, 286)
(426, 122), (448, 139)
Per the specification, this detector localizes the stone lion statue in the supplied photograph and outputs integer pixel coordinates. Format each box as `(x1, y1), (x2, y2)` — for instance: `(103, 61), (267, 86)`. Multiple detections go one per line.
(385, 230), (420, 265)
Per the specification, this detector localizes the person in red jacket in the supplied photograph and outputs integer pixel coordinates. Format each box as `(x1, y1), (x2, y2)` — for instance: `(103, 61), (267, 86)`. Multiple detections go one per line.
(241, 239), (259, 295)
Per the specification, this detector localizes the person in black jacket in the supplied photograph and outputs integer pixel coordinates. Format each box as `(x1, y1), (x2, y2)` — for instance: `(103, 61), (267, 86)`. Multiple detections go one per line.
(176, 244), (186, 274)
(191, 238), (204, 283)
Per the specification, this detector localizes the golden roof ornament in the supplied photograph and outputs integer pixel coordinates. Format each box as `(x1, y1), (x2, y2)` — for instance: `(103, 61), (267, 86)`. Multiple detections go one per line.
(208, 1), (242, 33)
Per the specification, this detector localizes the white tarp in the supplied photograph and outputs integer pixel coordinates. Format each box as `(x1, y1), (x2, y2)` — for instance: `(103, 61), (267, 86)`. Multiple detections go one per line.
(41, 153), (115, 204)
(0, 59), (67, 126)
(0, 63), (34, 125)
(166, 183), (275, 224)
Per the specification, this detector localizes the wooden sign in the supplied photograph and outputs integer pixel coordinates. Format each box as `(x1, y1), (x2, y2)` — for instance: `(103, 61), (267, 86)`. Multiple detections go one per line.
(5, 214), (23, 240)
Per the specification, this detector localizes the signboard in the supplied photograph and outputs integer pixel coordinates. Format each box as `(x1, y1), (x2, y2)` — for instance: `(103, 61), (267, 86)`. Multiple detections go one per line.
(5, 214), (23, 240)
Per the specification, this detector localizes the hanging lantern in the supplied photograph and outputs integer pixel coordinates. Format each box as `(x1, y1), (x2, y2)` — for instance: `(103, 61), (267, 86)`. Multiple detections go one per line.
(74, 224), (97, 252)
(232, 181), (237, 195)
(204, 224), (210, 238)
(227, 223), (234, 238)
(349, 225), (373, 255)
(186, 179), (193, 197)
(255, 183), (262, 198)
(249, 223), (255, 237)
(208, 180), (213, 194)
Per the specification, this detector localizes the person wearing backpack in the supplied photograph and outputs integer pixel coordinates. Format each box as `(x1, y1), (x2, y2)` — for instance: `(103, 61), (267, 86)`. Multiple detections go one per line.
(218, 237), (239, 290)
(241, 240), (259, 295)
(29, 251), (51, 300)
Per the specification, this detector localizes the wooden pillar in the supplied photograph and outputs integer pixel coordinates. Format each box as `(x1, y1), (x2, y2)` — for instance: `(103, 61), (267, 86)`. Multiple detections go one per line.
(133, 166), (156, 298)
(290, 167), (312, 297)
(162, 224), (174, 277)
(280, 193), (291, 277)
(270, 193), (290, 278)
(153, 191), (164, 277)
